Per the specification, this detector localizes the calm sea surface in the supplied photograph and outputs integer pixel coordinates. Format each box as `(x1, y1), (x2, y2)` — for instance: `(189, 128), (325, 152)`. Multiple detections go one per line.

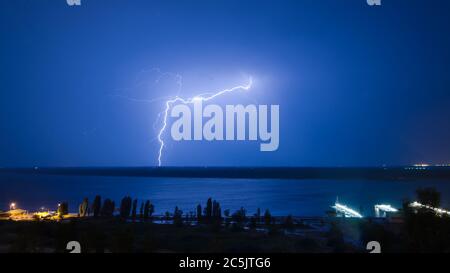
(1, 172), (450, 216)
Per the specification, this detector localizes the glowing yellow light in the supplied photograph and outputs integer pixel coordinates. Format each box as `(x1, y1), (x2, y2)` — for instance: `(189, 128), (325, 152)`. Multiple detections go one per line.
(413, 163), (430, 167)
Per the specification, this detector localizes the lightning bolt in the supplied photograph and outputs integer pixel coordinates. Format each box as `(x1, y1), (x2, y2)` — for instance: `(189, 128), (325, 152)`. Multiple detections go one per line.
(157, 77), (253, 166)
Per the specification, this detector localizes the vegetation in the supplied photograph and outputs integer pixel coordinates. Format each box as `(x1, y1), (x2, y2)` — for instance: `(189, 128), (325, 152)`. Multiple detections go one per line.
(143, 200), (154, 220)
(92, 195), (101, 217)
(78, 198), (89, 217)
(57, 202), (68, 216)
(264, 209), (272, 226)
(119, 196), (132, 218)
(131, 199), (137, 220)
(196, 204), (202, 221)
(401, 188), (450, 252)
(100, 199), (115, 217)
(356, 186), (450, 253)
(4, 186), (450, 253)
(416, 187), (441, 207)
(173, 206), (183, 227)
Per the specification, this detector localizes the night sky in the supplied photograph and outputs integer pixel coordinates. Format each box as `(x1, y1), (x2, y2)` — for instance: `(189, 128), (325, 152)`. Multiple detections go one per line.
(1, 0), (449, 167)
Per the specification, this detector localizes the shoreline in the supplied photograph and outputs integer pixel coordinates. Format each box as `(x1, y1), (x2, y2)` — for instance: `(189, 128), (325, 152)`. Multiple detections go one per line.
(2, 166), (450, 180)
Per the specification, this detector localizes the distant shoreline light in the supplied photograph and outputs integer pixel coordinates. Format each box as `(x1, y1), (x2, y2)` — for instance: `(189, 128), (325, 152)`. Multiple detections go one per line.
(410, 201), (450, 216)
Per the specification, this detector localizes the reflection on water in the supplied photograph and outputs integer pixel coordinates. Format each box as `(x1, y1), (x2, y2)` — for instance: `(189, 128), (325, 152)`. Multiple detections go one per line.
(1, 173), (450, 216)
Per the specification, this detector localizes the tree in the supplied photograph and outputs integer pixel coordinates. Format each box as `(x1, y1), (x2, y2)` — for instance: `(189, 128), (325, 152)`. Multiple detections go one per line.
(101, 199), (115, 217)
(165, 211), (171, 221)
(212, 200), (221, 219)
(264, 209), (272, 226)
(143, 200), (154, 220)
(223, 209), (231, 227)
(232, 207), (246, 224)
(78, 198), (88, 217)
(223, 209), (230, 218)
(140, 202), (144, 219)
(120, 196), (132, 218)
(416, 187), (441, 207)
(174, 206), (183, 227)
(57, 202), (69, 216)
(92, 195), (101, 217)
(196, 204), (202, 221)
(256, 208), (261, 222)
(131, 199), (137, 220)
(144, 201), (150, 219)
(149, 203), (155, 217)
(205, 198), (213, 219)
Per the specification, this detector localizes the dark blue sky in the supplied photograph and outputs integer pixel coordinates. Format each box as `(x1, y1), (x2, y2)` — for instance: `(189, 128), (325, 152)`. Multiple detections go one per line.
(1, 0), (449, 167)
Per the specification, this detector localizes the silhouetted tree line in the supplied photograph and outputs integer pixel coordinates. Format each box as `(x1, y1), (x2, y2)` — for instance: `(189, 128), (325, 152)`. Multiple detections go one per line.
(74, 195), (279, 227)
(196, 197), (222, 224)
(74, 195), (154, 220)
(73, 195), (287, 232)
(192, 197), (279, 231)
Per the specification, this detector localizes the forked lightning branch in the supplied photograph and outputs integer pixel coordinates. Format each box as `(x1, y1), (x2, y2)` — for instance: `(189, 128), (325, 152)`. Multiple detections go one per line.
(157, 77), (279, 166)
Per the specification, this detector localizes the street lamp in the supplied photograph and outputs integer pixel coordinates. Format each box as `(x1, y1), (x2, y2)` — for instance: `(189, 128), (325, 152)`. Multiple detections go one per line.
(10, 202), (16, 210)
